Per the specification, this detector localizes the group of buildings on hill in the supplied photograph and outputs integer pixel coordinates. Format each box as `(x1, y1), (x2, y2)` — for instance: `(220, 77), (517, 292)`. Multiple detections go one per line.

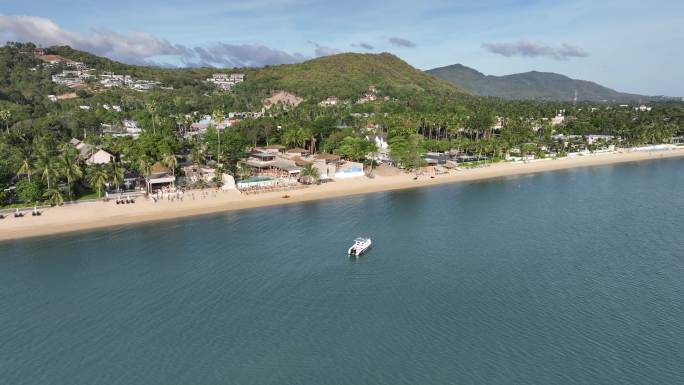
(205, 73), (246, 91)
(25, 49), (169, 93)
(318, 85), (391, 107)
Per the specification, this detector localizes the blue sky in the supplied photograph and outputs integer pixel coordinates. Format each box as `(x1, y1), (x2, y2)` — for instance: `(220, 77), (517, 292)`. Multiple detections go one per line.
(1, 0), (682, 96)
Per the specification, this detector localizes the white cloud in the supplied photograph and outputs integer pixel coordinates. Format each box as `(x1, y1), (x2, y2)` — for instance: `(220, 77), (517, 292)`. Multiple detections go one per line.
(0, 14), (310, 67)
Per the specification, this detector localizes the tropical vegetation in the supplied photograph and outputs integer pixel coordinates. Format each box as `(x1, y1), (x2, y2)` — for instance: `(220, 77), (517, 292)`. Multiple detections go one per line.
(1, 41), (682, 207)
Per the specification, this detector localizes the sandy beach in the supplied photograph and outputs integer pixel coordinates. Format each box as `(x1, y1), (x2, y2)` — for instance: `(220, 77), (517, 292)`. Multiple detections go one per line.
(2, 148), (683, 241)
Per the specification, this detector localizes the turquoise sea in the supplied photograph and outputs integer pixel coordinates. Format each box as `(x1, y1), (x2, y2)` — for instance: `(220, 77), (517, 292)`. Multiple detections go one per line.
(2, 158), (684, 384)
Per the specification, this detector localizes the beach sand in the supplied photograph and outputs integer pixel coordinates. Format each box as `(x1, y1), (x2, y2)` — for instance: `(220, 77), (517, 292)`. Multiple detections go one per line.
(2, 148), (683, 241)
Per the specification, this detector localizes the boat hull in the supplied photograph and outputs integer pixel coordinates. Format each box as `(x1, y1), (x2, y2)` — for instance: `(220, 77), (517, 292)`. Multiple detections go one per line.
(348, 239), (372, 257)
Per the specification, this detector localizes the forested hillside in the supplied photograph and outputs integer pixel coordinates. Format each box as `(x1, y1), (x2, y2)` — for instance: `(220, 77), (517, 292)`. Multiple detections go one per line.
(427, 64), (665, 102)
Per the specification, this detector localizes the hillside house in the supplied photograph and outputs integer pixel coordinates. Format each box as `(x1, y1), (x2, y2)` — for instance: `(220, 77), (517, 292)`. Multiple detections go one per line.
(87, 149), (115, 165)
(206, 73), (245, 91)
(319, 96), (339, 107)
(101, 120), (142, 138)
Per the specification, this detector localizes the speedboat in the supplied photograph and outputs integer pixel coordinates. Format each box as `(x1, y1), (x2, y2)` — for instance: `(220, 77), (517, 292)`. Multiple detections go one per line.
(348, 237), (372, 257)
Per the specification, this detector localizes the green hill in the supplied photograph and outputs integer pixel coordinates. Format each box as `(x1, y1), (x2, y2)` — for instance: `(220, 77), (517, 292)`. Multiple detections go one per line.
(47, 47), (466, 100)
(239, 53), (467, 100)
(426, 64), (660, 102)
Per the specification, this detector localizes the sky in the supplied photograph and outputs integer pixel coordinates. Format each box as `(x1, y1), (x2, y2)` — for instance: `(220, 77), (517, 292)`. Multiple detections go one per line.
(1, 0), (682, 96)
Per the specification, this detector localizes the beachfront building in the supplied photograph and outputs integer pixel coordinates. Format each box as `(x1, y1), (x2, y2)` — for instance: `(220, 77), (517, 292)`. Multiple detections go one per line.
(243, 149), (301, 179)
(334, 161), (365, 179)
(182, 165), (216, 184)
(312, 154), (340, 180)
(123, 170), (144, 191)
(244, 158), (301, 179)
(146, 162), (175, 192)
(285, 147), (309, 158)
(261, 144), (287, 154)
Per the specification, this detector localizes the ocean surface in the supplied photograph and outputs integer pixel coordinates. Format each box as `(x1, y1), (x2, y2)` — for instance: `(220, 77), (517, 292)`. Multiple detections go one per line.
(2, 158), (684, 385)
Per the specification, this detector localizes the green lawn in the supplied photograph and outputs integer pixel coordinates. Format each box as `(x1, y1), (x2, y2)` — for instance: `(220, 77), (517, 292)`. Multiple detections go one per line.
(75, 190), (102, 201)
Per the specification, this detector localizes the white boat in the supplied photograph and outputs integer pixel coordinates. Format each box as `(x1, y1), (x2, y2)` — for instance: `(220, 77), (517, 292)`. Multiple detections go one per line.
(348, 237), (372, 257)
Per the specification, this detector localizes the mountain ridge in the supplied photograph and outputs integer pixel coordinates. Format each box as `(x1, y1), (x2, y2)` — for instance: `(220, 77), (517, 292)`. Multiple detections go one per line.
(426, 63), (671, 102)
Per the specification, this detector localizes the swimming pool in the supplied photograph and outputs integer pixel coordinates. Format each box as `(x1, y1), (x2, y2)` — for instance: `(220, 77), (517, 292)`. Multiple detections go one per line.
(237, 176), (276, 189)
(242, 176), (274, 183)
(334, 166), (365, 179)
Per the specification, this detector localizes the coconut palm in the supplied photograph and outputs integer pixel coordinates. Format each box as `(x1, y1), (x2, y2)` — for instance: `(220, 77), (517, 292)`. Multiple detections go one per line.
(109, 161), (124, 192)
(43, 186), (64, 205)
(86, 164), (110, 197)
(0, 109), (10, 133)
(282, 127), (307, 148)
(189, 143), (206, 167)
(299, 163), (320, 181)
(137, 157), (153, 177)
(34, 150), (58, 190)
(212, 109), (224, 161)
(145, 100), (158, 134)
(303, 128), (316, 154)
(57, 148), (83, 200)
(238, 161), (252, 180)
(162, 153), (178, 177)
(17, 157), (32, 182)
(281, 128), (298, 148)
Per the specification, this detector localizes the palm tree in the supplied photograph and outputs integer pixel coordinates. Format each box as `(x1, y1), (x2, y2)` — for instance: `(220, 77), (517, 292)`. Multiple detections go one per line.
(212, 109), (225, 162)
(57, 149), (83, 200)
(189, 144), (206, 167)
(299, 163), (320, 182)
(0, 109), (10, 133)
(43, 186), (64, 206)
(238, 161), (252, 180)
(145, 101), (158, 134)
(162, 153), (178, 177)
(303, 128), (316, 154)
(34, 150), (57, 190)
(109, 161), (124, 193)
(137, 157), (153, 177)
(175, 114), (191, 137)
(86, 165), (110, 197)
(281, 128), (298, 148)
(17, 157), (32, 182)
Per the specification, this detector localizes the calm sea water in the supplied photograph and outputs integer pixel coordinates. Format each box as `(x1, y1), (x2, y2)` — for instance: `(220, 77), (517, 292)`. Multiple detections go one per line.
(2, 158), (684, 385)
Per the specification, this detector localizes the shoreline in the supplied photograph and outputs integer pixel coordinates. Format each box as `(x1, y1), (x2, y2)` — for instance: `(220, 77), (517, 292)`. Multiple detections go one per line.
(2, 148), (684, 242)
